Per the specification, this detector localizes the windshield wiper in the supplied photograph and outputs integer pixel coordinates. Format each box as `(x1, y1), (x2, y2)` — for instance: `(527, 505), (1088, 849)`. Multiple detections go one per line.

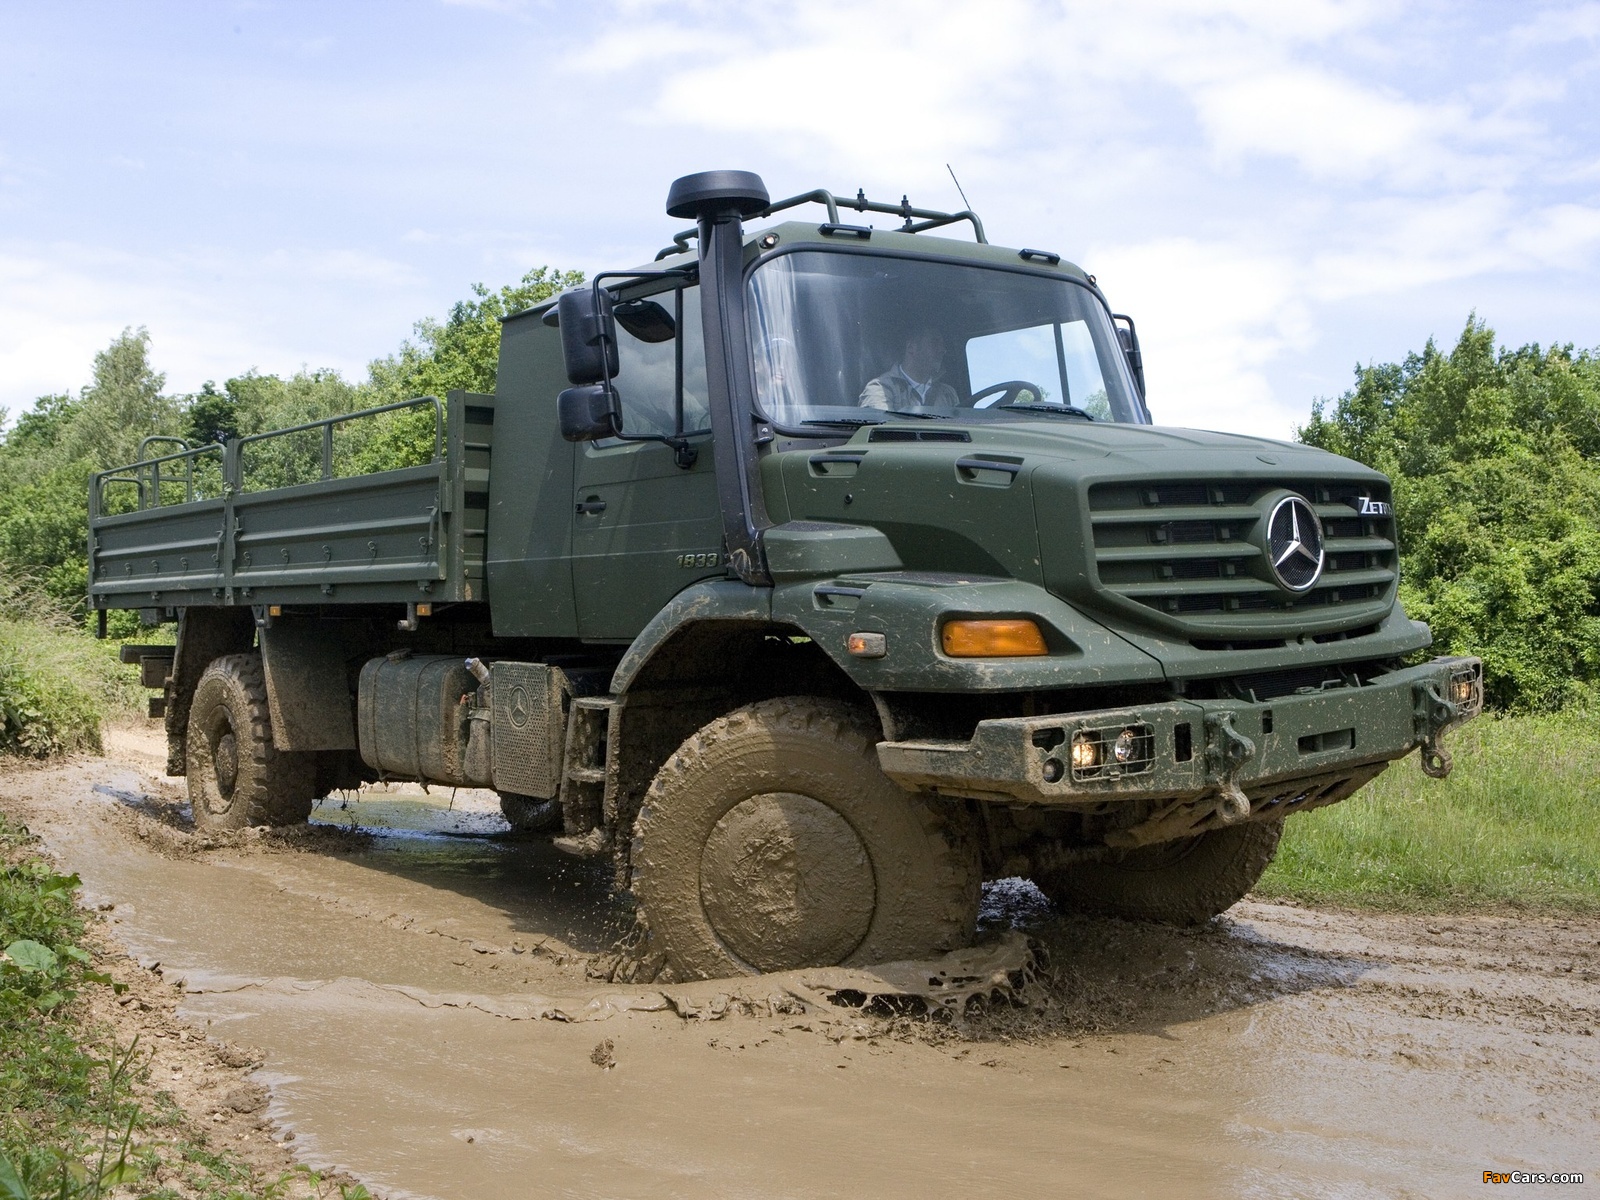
(883, 408), (954, 420)
(802, 415), (885, 427)
(993, 403), (1096, 421)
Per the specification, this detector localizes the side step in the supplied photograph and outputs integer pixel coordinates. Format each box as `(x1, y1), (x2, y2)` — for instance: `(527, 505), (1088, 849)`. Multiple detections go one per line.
(553, 696), (616, 857)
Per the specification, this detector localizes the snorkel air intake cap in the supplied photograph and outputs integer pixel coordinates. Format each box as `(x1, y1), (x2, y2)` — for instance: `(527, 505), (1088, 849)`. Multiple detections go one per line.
(667, 170), (770, 220)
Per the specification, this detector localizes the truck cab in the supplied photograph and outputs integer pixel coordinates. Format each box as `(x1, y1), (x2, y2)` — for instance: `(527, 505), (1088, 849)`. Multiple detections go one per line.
(91, 171), (1483, 981)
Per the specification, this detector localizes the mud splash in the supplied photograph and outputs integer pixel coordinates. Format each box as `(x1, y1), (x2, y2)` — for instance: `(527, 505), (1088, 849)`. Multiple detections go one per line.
(4, 730), (1596, 1200)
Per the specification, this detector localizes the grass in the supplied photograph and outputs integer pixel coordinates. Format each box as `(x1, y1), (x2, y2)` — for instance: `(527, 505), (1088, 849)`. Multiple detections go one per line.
(1257, 711), (1600, 914)
(0, 814), (144, 1196)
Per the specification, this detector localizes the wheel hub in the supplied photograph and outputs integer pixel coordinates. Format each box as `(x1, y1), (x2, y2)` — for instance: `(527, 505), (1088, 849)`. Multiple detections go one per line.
(699, 791), (875, 972)
(211, 729), (239, 811)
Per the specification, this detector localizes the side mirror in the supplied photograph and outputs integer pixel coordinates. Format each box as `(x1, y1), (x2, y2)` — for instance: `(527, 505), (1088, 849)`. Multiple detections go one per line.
(1112, 313), (1146, 402)
(558, 289), (619, 385)
(558, 383), (622, 442)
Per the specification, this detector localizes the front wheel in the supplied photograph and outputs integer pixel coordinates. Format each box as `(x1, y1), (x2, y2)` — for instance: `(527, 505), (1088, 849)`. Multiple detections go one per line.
(1033, 820), (1283, 925)
(631, 697), (981, 981)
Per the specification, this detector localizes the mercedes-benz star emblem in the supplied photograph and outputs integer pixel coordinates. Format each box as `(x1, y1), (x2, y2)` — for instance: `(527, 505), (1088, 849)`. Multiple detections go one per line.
(1266, 494), (1325, 593)
(508, 684), (530, 728)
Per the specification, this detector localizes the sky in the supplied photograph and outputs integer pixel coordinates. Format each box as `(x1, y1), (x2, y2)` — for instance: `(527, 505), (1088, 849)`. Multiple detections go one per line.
(1, 0), (1598, 439)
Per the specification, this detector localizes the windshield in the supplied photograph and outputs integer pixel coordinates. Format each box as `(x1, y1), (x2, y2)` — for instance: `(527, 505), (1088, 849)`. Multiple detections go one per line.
(746, 249), (1147, 429)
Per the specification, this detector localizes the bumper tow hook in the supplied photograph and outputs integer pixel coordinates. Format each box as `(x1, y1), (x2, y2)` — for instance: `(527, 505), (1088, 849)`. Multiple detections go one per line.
(1205, 712), (1258, 824)
(1420, 740), (1453, 779)
(1215, 781), (1251, 824)
(1415, 680), (1465, 780)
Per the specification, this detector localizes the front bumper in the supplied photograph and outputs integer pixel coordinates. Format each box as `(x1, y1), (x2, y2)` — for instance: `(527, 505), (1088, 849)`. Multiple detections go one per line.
(877, 656), (1483, 844)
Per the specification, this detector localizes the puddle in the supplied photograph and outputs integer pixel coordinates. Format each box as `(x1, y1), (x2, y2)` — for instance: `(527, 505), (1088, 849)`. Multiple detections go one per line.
(12, 753), (1599, 1199)
(310, 787), (512, 841)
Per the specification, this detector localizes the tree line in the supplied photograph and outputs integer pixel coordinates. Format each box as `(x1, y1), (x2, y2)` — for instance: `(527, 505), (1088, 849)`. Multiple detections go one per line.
(1299, 317), (1600, 711)
(0, 267), (580, 623)
(1, 284), (1594, 711)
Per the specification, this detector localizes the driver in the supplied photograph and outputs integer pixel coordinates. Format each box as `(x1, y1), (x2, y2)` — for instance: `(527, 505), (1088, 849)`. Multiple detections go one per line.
(859, 326), (959, 410)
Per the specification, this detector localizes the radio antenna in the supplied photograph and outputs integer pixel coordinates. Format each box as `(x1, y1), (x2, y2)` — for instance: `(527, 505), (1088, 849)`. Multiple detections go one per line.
(946, 163), (973, 211)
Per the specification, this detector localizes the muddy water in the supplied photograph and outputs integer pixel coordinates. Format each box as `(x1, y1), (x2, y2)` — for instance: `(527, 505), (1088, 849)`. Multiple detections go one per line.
(13, 737), (1600, 1199)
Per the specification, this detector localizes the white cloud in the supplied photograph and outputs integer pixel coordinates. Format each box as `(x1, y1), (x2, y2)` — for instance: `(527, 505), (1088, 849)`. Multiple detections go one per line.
(1190, 69), (1472, 184)
(1505, 202), (1600, 267)
(1308, 192), (1515, 301)
(1510, 3), (1600, 46)
(586, 0), (1594, 435)
(3, 0), (1596, 444)
(632, 0), (1030, 183)
(1086, 237), (1310, 434)
(0, 241), (425, 410)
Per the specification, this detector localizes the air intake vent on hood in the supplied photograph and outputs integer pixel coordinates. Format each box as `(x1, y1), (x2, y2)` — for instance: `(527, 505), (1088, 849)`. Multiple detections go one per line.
(868, 428), (972, 443)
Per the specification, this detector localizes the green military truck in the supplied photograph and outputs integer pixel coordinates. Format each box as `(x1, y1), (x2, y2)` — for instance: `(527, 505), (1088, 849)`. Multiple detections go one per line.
(90, 170), (1483, 980)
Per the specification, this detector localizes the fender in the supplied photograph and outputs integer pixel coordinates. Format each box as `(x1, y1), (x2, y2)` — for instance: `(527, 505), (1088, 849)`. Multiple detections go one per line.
(611, 579), (775, 694)
(610, 572), (1165, 701)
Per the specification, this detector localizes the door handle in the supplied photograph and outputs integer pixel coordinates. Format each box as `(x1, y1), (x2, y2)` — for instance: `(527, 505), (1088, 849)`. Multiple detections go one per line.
(575, 498), (607, 515)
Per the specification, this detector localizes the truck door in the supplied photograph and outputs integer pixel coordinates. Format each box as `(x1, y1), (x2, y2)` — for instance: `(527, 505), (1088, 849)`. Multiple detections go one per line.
(571, 286), (722, 639)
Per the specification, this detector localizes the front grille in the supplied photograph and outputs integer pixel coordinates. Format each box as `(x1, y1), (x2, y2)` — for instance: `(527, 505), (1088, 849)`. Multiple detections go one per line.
(1088, 478), (1397, 637)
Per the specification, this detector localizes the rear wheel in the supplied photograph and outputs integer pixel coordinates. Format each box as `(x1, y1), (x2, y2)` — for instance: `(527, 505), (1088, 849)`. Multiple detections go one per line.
(1033, 820), (1283, 925)
(186, 653), (316, 831)
(631, 697), (981, 980)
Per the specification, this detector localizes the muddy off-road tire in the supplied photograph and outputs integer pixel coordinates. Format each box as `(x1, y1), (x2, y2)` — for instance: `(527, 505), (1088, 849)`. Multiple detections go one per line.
(1034, 819), (1283, 925)
(630, 697), (981, 980)
(186, 654), (316, 832)
(499, 793), (563, 834)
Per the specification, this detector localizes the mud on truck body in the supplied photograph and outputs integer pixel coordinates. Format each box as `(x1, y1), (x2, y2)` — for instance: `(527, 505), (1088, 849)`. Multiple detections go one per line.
(89, 171), (1483, 980)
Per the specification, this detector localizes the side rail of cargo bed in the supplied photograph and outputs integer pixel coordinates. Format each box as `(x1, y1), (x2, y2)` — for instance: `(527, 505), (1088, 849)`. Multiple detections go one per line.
(88, 390), (495, 611)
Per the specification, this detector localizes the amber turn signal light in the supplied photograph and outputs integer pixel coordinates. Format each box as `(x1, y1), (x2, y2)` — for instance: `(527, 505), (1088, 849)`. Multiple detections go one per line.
(847, 631), (887, 658)
(941, 619), (1048, 657)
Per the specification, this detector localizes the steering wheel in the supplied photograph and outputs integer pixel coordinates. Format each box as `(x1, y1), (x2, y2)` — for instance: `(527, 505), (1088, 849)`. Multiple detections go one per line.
(971, 380), (1048, 409)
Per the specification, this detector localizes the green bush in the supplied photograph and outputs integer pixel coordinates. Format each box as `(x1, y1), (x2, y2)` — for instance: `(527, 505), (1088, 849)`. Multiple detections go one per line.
(1299, 318), (1600, 710)
(0, 582), (140, 758)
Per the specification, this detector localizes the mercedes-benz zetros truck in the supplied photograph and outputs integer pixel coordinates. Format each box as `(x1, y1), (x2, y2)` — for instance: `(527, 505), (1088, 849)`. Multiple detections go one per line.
(90, 170), (1482, 980)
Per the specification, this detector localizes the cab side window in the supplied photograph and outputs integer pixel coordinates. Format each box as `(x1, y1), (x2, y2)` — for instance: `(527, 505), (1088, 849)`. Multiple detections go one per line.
(610, 287), (708, 440)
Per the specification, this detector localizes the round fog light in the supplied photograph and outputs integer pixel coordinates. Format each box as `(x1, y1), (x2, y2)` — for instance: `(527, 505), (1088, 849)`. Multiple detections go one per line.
(1451, 677), (1475, 706)
(1041, 759), (1064, 783)
(1113, 728), (1139, 764)
(1070, 733), (1099, 771)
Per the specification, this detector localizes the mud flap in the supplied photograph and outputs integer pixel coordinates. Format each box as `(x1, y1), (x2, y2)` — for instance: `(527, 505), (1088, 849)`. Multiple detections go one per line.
(258, 619), (357, 751)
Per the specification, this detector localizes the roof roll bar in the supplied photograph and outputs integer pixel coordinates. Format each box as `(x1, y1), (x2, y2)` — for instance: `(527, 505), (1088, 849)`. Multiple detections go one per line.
(655, 186), (987, 260)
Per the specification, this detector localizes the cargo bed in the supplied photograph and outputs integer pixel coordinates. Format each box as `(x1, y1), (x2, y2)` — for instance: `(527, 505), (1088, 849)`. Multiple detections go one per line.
(88, 391), (494, 611)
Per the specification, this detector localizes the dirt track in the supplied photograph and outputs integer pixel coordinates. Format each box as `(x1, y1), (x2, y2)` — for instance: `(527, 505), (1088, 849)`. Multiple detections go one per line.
(4, 722), (1597, 1199)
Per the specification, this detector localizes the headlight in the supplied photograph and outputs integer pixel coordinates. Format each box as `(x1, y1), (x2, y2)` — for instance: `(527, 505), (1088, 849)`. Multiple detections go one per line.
(1070, 732), (1099, 770)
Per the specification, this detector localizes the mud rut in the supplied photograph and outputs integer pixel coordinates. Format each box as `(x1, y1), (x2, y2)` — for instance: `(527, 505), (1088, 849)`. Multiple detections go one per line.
(3, 723), (1596, 1200)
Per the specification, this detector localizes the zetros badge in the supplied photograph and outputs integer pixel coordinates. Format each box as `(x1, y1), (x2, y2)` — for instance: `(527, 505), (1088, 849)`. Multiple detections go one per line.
(1266, 494), (1325, 592)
